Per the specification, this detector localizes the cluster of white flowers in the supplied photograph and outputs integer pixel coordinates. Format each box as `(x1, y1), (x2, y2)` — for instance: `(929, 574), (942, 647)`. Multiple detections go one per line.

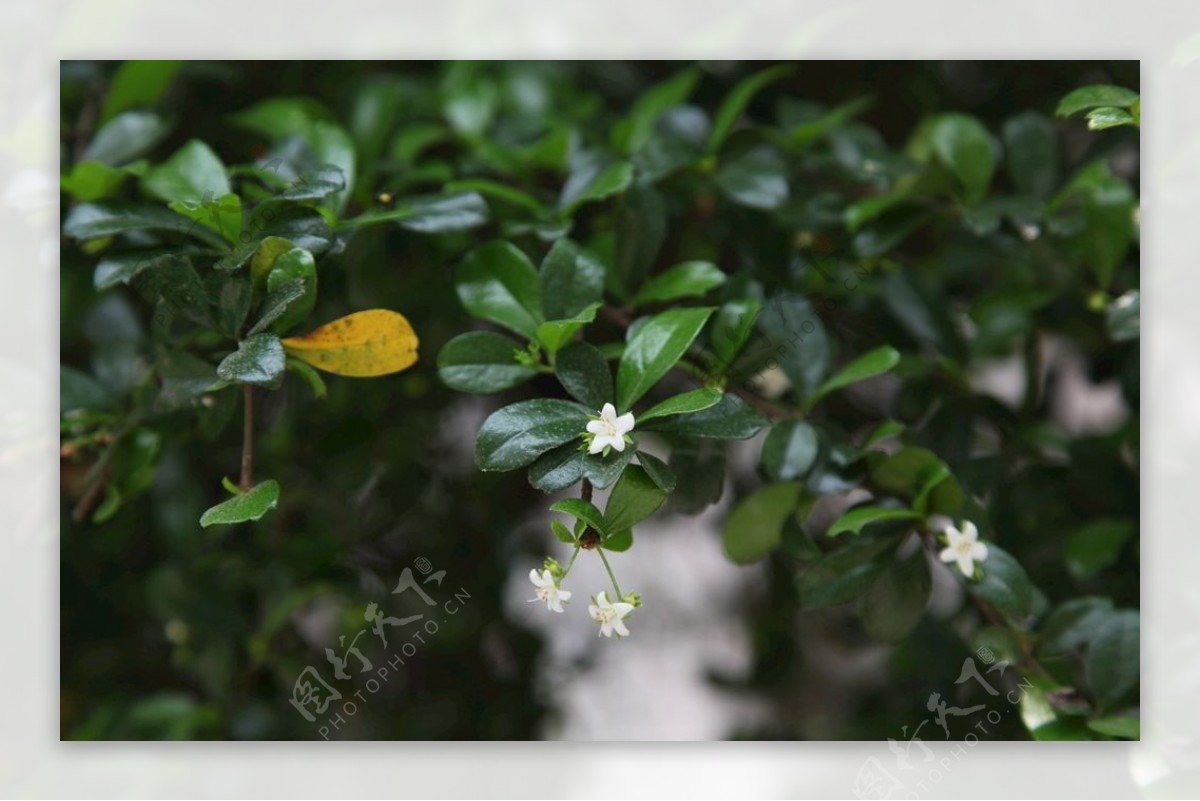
(528, 569), (639, 638)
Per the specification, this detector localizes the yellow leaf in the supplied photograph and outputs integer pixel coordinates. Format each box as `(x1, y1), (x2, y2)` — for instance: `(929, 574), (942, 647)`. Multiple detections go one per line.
(281, 310), (419, 377)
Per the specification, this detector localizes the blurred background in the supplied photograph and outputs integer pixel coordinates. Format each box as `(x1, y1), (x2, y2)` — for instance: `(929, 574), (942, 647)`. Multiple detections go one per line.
(59, 60), (1139, 741)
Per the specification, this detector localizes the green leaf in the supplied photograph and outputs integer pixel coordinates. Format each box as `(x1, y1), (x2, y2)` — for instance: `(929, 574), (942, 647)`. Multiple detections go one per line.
(723, 481), (800, 563)
(708, 64), (793, 153)
(760, 420), (819, 481)
(632, 261), (726, 307)
(797, 535), (897, 609)
(642, 392), (767, 439)
(539, 238), (606, 321)
(612, 68), (700, 154)
(714, 146), (789, 210)
(200, 479), (280, 527)
(615, 306), (715, 411)
(1002, 111), (1060, 200)
(308, 120), (356, 214)
(583, 446), (636, 490)
(971, 545), (1036, 620)
(1066, 518), (1134, 579)
(1056, 84), (1140, 118)
(445, 179), (544, 216)
(637, 452), (677, 492)
(529, 442), (586, 493)
(1086, 609), (1139, 710)
(551, 519), (577, 544)
(555, 341), (613, 409)
(438, 331), (538, 393)
(248, 277), (305, 337)
(474, 399), (589, 472)
(100, 60), (183, 122)
(862, 420), (905, 449)
(870, 447), (961, 515)
(259, 247), (317, 334)
(756, 293), (830, 397)
(456, 241), (543, 339)
(142, 140), (231, 203)
(668, 438), (726, 513)
(83, 111), (171, 166)
(925, 113), (995, 204)
(1086, 107), (1137, 130)
(550, 498), (608, 535)
(62, 202), (223, 246)
(1107, 290), (1139, 342)
(60, 160), (135, 202)
(250, 236), (298, 290)
(61, 366), (114, 413)
(1087, 715), (1139, 740)
(168, 193), (243, 242)
(214, 204), (332, 270)
(229, 96), (333, 140)
(209, 272), (253, 337)
(638, 388), (723, 423)
(711, 298), (761, 367)
(215, 333), (286, 389)
(604, 465), (667, 533)
(286, 355), (327, 398)
(615, 182), (666, 297)
(131, 255), (212, 326)
(561, 161), (634, 215)
(827, 506), (921, 538)
(536, 302), (600, 355)
(1037, 597), (1116, 656)
(859, 548), (932, 642)
(787, 96), (873, 150)
(601, 528), (634, 552)
(395, 192), (489, 233)
(276, 164), (346, 202)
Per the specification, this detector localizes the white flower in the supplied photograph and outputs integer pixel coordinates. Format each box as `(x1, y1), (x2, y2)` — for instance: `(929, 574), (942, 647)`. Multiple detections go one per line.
(588, 591), (634, 638)
(585, 402), (635, 454)
(528, 568), (571, 613)
(938, 520), (989, 577)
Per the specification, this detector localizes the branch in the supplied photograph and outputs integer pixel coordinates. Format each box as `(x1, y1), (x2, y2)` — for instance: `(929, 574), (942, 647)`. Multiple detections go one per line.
(240, 384), (255, 492)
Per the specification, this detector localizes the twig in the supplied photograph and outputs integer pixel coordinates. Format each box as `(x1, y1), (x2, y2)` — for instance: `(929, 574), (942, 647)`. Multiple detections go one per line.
(240, 384), (255, 491)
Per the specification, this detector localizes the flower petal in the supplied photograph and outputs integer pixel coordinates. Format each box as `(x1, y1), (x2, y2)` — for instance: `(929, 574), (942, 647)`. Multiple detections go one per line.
(586, 420), (607, 434)
(600, 403), (617, 420)
(611, 617), (630, 637)
(587, 436), (607, 454)
(615, 412), (635, 434)
(610, 436), (626, 453)
(938, 547), (957, 563)
(557, 589), (572, 602)
(956, 555), (974, 576)
(962, 520), (978, 541)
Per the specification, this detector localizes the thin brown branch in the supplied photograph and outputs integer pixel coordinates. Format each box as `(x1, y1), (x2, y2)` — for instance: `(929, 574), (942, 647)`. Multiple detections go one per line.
(240, 384), (255, 492)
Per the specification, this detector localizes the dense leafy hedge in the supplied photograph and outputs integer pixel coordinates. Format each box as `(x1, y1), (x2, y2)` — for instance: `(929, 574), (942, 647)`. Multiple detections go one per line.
(60, 61), (1138, 740)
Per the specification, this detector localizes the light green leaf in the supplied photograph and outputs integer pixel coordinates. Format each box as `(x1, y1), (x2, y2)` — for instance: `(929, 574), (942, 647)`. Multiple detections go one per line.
(925, 113), (995, 204)
(1087, 715), (1139, 740)
(827, 506), (921, 538)
(1056, 84), (1140, 118)
(550, 498), (608, 535)
(562, 161), (634, 215)
(1086, 107), (1137, 130)
(632, 261), (726, 307)
(536, 302), (600, 355)
(807, 346), (900, 408)
(142, 140), (231, 203)
(723, 481), (800, 564)
(642, 392), (767, 439)
(604, 465), (667, 533)
(638, 387), (723, 423)
(200, 479), (280, 527)
(100, 60), (183, 122)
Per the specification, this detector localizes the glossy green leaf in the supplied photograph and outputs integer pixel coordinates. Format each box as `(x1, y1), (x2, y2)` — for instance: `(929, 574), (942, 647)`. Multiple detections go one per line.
(396, 192), (489, 233)
(632, 261), (726, 307)
(1086, 107), (1137, 130)
(561, 161), (634, 215)
(100, 60), (183, 122)
(760, 421), (819, 481)
(456, 241), (543, 339)
(215, 333), (286, 389)
(445, 179), (544, 216)
(642, 392), (767, 439)
(638, 387), (723, 423)
(214, 204), (333, 271)
(248, 277), (305, 337)
(438, 331), (537, 393)
(1037, 597), (1116, 656)
(307, 120), (355, 214)
(535, 303), (600, 356)
(168, 193), (243, 242)
(1056, 84), (1139, 118)
(200, 479), (280, 527)
(613, 68), (700, 154)
(708, 64), (793, 152)
(1066, 518), (1134, 578)
(474, 399), (589, 472)
(260, 248), (317, 334)
(970, 545), (1036, 620)
(583, 445), (635, 490)
(615, 306), (715, 411)
(63, 202), (223, 246)
(667, 438), (726, 513)
(636, 452), (677, 492)
(142, 140), (231, 203)
(539, 238), (606, 321)
(601, 528), (634, 552)
(797, 535), (897, 609)
(723, 481), (800, 563)
(925, 113), (995, 204)
(711, 298), (761, 368)
(1107, 290), (1139, 342)
(827, 506), (921, 538)
(1087, 715), (1139, 740)
(604, 465), (667, 533)
(756, 293), (830, 397)
(859, 548), (932, 642)
(555, 341), (613, 409)
(714, 146), (789, 210)
(60, 160), (135, 202)
(529, 442), (586, 493)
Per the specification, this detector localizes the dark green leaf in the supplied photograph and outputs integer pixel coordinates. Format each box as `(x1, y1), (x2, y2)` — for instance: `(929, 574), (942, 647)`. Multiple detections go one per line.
(859, 548), (931, 641)
(438, 331), (537, 393)
(637, 452), (677, 492)
(797, 535), (897, 609)
(248, 277), (305, 337)
(1002, 111), (1059, 199)
(601, 528), (633, 552)
(827, 506), (921, 537)
(708, 64), (793, 152)
(200, 480), (280, 527)
(1086, 609), (1139, 710)
(474, 399), (589, 471)
(561, 161), (634, 215)
(529, 442), (585, 493)
(1107, 290), (1139, 342)
(615, 182), (666, 298)
(456, 241), (543, 339)
(551, 519), (577, 544)
(61, 366), (114, 412)
(807, 346), (900, 408)
(1066, 518), (1134, 579)
(1037, 597), (1116, 656)
(214, 203), (333, 270)
(583, 446), (636, 490)
(723, 481), (800, 563)
(760, 420), (819, 481)
(756, 293), (830, 397)
(550, 498), (607, 535)
(555, 341), (613, 409)
(286, 356), (327, 398)
(638, 387), (723, 423)
(615, 306), (715, 411)
(642, 392), (767, 439)
(714, 146), (789, 210)
(536, 303), (600, 355)
(63, 202), (223, 246)
(613, 68), (700, 154)
(667, 437), (726, 512)
(100, 60), (183, 122)
(215, 333), (286, 388)
(604, 465), (667, 533)
(971, 545), (1036, 621)
(925, 113), (995, 204)
(538, 238), (606, 321)
(260, 247), (317, 334)
(711, 298), (761, 368)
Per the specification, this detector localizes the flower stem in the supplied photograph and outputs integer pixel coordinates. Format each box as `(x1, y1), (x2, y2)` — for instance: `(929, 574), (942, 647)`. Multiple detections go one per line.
(596, 548), (622, 598)
(562, 545), (581, 578)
